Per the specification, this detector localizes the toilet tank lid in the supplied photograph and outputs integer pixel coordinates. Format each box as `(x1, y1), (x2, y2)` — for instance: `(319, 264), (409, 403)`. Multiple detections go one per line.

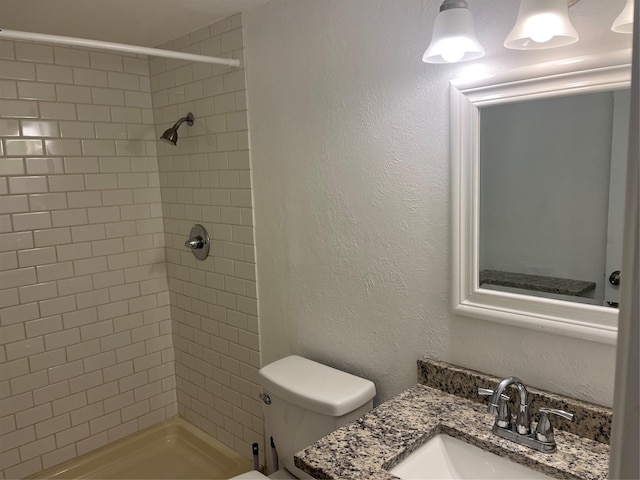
(259, 356), (376, 417)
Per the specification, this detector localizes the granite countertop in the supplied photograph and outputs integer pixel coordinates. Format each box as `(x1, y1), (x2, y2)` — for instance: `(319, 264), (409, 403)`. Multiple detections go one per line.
(295, 380), (610, 480)
(479, 270), (596, 297)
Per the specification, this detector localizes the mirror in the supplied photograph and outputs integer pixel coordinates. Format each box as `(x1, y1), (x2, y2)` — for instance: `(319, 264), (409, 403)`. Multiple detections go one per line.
(450, 52), (631, 344)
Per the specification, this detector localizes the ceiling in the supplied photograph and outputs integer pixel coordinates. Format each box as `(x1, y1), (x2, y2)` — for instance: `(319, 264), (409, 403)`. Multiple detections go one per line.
(0, 0), (271, 47)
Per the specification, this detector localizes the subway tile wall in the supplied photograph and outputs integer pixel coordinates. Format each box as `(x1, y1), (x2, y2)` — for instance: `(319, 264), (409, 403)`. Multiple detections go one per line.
(0, 41), (176, 478)
(150, 15), (262, 459)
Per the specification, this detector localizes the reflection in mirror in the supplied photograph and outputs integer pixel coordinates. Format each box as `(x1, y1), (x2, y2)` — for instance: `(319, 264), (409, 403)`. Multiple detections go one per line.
(450, 53), (631, 344)
(478, 90), (630, 307)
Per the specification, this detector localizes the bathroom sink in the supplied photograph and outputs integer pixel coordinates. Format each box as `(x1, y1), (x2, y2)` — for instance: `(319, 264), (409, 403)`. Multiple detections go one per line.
(389, 434), (554, 479)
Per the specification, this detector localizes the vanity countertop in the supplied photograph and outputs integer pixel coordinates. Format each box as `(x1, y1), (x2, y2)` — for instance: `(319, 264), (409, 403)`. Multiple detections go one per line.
(294, 384), (610, 480)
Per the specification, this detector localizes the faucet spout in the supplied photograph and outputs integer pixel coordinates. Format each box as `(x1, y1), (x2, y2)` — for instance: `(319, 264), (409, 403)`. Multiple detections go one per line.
(488, 376), (528, 414)
(489, 376), (530, 434)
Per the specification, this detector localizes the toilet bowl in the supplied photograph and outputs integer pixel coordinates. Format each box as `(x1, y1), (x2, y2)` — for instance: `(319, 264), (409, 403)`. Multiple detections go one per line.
(230, 355), (376, 479)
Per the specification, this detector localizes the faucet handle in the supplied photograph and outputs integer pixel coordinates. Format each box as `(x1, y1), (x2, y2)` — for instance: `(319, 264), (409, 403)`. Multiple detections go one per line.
(478, 388), (509, 401)
(478, 388), (511, 429)
(539, 407), (574, 421)
(535, 408), (574, 443)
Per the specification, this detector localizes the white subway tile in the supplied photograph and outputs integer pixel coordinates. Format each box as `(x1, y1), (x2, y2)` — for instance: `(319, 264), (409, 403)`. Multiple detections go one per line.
(90, 52), (123, 71)
(29, 348), (67, 372)
(0, 79), (18, 98)
(36, 261), (74, 282)
(88, 410), (121, 435)
(44, 139), (82, 156)
(39, 294), (76, 316)
(26, 157), (65, 175)
(62, 307), (97, 329)
(5, 336), (44, 360)
(76, 431), (108, 456)
(19, 435), (56, 461)
(4, 455), (41, 479)
(44, 328), (81, 350)
(41, 444), (75, 469)
(0, 194), (29, 214)
(25, 315), (63, 338)
(51, 208), (88, 227)
(56, 84), (92, 103)
(73, 67), (108, 87)
(85, 173), (118, 190)
(47, 360), (83, 384)
(17, 81), (56, 100)
(2, 308), (40, 335)
(55, 422), (90, 446)
(0, 267), (36, 288)
(54, 47), (90, 67)
(59, 121), (95, 139)
(64, 157), (99, 173)
(8, 176), (48, 194)
(40, 102), (77, 120)
(67, 191), (101, 208)
(0, 60), (36, 80)
(15, 403), (53, 428)
(69, 371), (102, 394)
(18, 281), (57, 303)
(92, 87), (125, 106)
(30, 193), (68, 212)
(36, 64), (73, 83)
(77, 104), (110, 121)
(71, 402), (105, 426)
(13, 212), (52, 231)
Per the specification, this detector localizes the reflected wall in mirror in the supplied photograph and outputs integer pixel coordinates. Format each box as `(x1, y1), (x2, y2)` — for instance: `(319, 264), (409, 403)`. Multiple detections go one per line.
(450, 51), (631, 345)
(479, 89), (630, 307)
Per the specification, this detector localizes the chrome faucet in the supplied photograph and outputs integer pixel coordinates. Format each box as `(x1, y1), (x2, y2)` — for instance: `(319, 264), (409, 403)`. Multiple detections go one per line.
(479, 377), (573, 453)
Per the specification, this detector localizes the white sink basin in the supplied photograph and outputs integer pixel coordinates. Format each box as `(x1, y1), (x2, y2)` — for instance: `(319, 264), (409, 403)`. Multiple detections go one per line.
(389, 434), (554, 479)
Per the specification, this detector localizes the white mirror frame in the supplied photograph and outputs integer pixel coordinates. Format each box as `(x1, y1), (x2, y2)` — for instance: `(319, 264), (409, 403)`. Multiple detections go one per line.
(450, 53), (632, 345)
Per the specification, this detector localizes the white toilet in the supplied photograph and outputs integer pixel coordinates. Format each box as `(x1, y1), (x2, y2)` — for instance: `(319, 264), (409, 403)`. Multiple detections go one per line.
(231, 355), (376, 479)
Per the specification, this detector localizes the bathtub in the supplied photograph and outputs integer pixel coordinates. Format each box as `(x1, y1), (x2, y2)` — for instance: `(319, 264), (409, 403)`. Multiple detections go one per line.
(29, 417), (254, 479)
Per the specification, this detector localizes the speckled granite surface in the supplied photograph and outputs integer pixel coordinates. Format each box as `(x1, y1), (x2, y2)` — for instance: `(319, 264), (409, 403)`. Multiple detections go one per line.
(418, 358), (612, 444)
(479, 270), (596, 297)
(295, 386), (609, 480)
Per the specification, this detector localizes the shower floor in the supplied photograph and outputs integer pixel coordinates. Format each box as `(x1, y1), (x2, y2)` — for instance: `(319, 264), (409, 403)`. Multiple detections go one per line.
(30, 417), (253, 479)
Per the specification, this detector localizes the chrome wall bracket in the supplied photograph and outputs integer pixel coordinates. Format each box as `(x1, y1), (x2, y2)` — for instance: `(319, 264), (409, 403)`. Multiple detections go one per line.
(184, 224), (210, 260)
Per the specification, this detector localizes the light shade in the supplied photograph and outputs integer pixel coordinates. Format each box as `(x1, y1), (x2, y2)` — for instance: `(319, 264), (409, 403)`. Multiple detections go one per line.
(423, 0), (485, 64)
(612, 0), (634, 34)
(504, 0), (579, 50)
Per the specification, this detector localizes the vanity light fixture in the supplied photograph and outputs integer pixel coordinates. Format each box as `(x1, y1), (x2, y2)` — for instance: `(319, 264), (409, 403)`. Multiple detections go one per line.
(611, 0), (634, 34)
(422, 0), (485, 64)
(504, 0), (579, 50)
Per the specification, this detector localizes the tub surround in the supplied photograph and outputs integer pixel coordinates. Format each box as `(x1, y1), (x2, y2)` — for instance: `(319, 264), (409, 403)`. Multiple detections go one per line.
(294, 359), (610, 480)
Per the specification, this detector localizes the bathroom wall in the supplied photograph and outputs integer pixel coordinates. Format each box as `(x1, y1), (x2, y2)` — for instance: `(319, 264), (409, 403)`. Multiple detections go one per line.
(244, 0), (631, 407)
(150, 15), (263, 457)
(0, 42), (175, 478)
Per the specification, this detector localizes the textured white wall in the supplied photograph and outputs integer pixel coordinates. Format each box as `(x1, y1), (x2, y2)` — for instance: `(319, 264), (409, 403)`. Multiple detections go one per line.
(244, 0), (631, 407)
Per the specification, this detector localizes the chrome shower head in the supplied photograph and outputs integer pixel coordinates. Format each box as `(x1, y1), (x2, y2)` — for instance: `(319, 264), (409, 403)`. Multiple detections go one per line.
(160, 112), (194, 145)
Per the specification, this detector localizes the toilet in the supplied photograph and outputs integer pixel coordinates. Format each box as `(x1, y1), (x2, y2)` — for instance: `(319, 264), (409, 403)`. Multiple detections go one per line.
(231, 355), (376, 479)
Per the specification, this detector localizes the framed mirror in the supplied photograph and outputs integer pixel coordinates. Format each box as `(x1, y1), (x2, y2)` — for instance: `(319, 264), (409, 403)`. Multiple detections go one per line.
(450, 52), (631, 345)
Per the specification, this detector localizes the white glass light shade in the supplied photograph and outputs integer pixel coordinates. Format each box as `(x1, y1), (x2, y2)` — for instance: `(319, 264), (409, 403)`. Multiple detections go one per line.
(423, 7), (485, 64)
(612, 0), (634, 34)
(504, 0), (579, 50)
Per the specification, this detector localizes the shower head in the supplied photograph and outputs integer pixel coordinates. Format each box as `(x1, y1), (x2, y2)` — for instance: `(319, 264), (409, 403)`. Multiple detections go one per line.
(160, 112), (194, 145)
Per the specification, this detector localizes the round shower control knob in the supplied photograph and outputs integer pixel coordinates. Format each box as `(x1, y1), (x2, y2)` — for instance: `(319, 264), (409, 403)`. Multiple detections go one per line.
(184, 224), (210, 260)
(608, 270), (621, 286)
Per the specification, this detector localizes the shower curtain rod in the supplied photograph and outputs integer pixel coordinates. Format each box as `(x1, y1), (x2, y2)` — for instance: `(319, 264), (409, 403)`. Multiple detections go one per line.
(0, 28), (241, 67)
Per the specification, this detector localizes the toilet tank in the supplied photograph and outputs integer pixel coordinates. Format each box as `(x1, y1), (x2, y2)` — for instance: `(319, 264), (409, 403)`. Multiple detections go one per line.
(259, 356), (376, 478)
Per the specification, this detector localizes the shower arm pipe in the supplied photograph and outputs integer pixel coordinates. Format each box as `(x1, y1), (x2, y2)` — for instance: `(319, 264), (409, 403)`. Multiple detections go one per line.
(0, 28), (241, 67)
